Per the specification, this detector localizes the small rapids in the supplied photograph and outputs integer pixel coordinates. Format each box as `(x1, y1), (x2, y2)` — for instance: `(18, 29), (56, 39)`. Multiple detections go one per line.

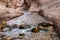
(0, 11), (59, 40)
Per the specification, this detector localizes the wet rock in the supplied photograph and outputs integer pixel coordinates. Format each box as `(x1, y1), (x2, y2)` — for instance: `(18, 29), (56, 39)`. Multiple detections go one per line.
(31, 27), (40, 33)
(19, 34), (25, 36)
(19, 33), (25, 39)
(3, 36), (12, 40)
(48, 26), (54, 32)
(0, 21), (6, 32)
(3, 27), (12, 32)
(38, 22), (53, 31)
(38, 22), (53, 27)
(0, 7), (23, 21)
(19, 24), (30, 29)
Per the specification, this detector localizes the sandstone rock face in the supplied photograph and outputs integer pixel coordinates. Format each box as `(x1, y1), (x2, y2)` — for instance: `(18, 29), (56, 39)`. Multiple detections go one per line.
(0, 0), (25, 21)
(0, 6), (23, 21)
(40, 0), (60, 35)
(0, 0), (7, 7)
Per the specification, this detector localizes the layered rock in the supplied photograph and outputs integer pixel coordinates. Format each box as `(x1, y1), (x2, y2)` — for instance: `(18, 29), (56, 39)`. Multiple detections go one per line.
(0, 0), (24, 21)
(40, 0), (60, 35)
(0, 5), (23, 21)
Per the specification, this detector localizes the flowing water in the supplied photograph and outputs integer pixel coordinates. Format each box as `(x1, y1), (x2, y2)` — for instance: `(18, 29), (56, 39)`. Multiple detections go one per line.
(0, 11), (59, 40)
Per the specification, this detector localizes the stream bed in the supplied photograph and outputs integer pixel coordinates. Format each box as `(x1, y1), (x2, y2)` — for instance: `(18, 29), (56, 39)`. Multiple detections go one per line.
(0, 11), (60, 40)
